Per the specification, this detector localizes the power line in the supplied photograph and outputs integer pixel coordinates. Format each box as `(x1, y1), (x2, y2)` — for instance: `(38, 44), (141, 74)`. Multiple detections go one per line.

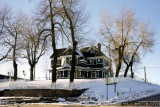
(134, 66), (160, 70)
(133, 66), (160, 83)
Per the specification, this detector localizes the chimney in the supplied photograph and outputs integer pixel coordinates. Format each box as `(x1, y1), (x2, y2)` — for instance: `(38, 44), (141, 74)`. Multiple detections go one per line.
(98, 43), (101, 52)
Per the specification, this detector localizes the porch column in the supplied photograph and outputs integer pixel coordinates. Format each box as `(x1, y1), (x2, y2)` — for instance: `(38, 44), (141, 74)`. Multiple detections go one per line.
(49, 72), (50, 80)
(91, 71), (92, 79)
(102, 71), (103, 78)
(87, 71), (88, 78)
(63, 71), (64, 77)
(67, 71), (69, 78)
(76, 70), (77, 78)
(97, 71), (99, 78)
(80, 71), (81, 78)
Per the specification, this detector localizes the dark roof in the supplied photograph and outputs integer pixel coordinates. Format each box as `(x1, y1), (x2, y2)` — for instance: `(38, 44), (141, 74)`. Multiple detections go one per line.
(50, 46), (106, 58)
(81, 46), (106, 57)
(50, 47), (79, 58)
(50, 48), (66, 58)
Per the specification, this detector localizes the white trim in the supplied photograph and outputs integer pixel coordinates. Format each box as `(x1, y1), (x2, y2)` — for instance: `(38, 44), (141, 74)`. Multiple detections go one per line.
(50, 57), (61, 60)
(86, 56), (104, 59)
(60, 55), (80, 58)
(63, 46), (72, 53)
(87, 46), (97, 52)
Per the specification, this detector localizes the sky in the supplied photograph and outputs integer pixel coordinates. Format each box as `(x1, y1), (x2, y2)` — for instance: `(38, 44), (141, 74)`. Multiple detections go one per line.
(0, 0), (160, 84)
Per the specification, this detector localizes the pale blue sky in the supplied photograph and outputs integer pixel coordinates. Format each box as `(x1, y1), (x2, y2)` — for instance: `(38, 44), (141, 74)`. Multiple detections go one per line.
(0, 0), (160, 84)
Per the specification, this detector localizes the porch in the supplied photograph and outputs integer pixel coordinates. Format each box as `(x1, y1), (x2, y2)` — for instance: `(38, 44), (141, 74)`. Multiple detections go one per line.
(57, 70), (107, 79)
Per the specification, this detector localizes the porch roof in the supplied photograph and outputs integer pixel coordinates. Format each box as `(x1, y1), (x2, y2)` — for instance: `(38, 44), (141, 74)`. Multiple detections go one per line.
(48, 66), (108, 72)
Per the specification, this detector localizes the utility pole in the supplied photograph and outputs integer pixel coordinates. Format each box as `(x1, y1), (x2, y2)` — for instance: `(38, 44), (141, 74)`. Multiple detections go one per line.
(144, 66), (147, 82)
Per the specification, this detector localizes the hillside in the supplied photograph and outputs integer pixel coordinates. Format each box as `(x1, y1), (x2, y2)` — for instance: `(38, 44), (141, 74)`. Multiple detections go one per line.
(0, 78), (160, 105)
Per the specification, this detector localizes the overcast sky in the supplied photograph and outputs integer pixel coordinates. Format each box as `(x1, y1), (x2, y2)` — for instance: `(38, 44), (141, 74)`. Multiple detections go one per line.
(0, 0), (160, 84)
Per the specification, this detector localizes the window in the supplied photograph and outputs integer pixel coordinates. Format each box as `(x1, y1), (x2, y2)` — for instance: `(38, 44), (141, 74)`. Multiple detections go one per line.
(105, 60), (109, 66)
(78, 60), (84, 64)
(97, 59), (103, 64)
(66, 57), (70, 64)
(57, 60), (61, 65)
(90, 48), (95, 54)
(88, 59), (94, 65)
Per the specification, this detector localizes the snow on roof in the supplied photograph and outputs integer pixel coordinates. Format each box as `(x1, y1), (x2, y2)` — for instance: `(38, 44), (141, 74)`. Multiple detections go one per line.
(76, 50), (84, 58)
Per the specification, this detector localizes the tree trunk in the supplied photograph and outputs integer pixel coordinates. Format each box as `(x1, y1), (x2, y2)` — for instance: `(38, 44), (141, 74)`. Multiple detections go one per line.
(115, 64), (121, 77)
(124, 65), (130, 77)
(30, 65), (34, 81)
(69, 17), (77, 83)
(115, 58), (122, 77)
(130, 62), (134, 78)
(70, 42), (77, 82)
(115, 49), (123, 77)
(13, 48), (17, 81)
(110, 70), (114, 77)
(48, 0), (57, 83)
(13, 60), (17, 81)
(33, 66), (36, 80)
(109, 61), (114, 77)
(51, 27), (57, 83)
(52, 51), (57, 82)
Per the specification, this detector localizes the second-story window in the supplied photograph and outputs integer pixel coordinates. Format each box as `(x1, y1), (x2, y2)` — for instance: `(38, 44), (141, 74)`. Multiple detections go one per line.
(90, 48), (95, 54)
(104, 60), (109, 66)
(97, 59), (103, 64)
(88, 59), (94, 64)
(57, 60), (61, 65)
(66, 57), (70, 64)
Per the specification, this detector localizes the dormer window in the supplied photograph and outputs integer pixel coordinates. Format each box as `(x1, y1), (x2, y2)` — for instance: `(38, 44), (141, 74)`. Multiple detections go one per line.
(90, 48), (95, 54)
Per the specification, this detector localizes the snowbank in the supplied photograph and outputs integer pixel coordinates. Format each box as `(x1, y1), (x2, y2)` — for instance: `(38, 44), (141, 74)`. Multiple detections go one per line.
(0, 78), (160, 105)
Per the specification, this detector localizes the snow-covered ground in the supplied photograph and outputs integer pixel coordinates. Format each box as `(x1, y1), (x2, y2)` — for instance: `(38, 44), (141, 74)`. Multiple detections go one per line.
(0, 78), (160, 105)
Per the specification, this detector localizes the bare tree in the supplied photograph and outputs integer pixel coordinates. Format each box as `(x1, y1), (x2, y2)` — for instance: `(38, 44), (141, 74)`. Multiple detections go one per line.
(123, 23), (154, 77)
(0, 6), (23, 80)
(20, 16), (49, 81)
(0, 6), (12, 61)
(123, 50), (140, 78)
(100, 9), (131, 77)
(100, 9), (154, 77)
(60, 0), (89, 84)
(36, 0), (64, 87)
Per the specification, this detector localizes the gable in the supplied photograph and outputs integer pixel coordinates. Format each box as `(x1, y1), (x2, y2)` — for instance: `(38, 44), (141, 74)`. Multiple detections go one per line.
(50, 45), (107, 59)
(50, 48), (66, 58)
(81, 46), (104, 58)
(63, 46), (72, 55)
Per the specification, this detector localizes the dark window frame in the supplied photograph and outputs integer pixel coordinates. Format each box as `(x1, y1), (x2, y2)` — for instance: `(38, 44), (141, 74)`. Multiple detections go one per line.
(57, 59), (61, 65)
(97, 58), (103, 64)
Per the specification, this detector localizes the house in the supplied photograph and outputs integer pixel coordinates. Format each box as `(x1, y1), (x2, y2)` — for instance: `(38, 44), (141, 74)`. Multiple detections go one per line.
(49, 43), (110, 79)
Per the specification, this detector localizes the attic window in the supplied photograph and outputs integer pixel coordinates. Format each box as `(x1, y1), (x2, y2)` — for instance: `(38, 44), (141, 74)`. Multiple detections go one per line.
(90, 48), (95, 54)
